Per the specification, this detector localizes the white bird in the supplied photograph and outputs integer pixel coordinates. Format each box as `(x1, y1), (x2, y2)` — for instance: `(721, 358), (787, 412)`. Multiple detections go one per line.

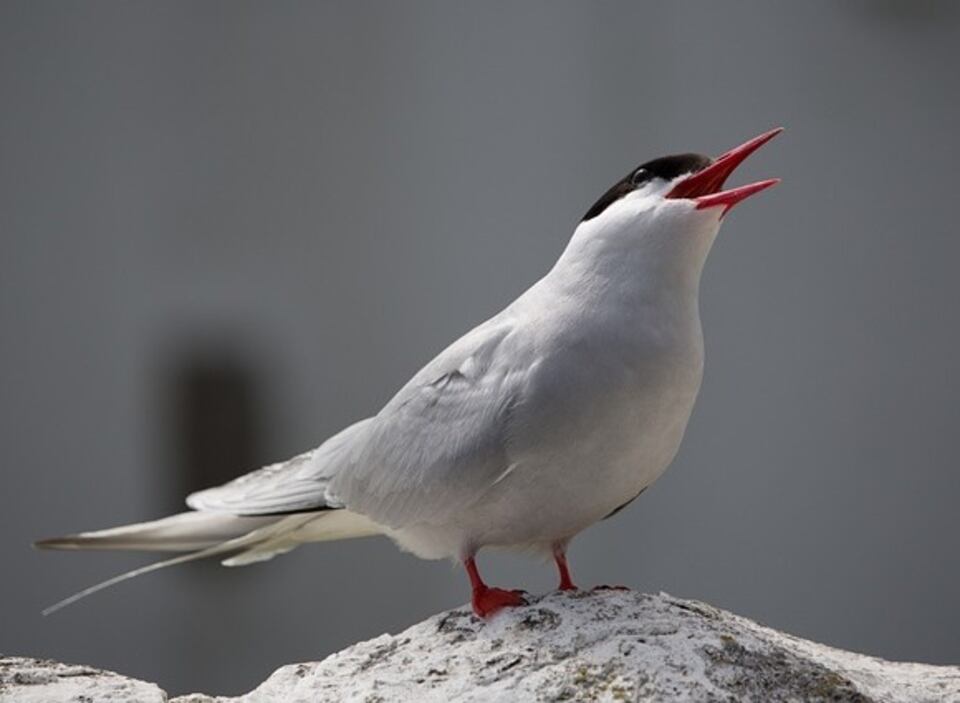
(38, 129), (782, 617)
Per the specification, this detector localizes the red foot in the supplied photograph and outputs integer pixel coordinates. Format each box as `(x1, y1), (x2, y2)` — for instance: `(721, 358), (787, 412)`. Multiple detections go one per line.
(464, 556), (527, 618)
(472, 586), (527, 618)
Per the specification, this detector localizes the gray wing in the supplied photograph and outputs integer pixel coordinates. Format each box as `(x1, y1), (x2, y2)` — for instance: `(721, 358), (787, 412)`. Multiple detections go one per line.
(185, 418), (371, 515)
(187, 317), (532, 527)
(327, 319), (531, 528)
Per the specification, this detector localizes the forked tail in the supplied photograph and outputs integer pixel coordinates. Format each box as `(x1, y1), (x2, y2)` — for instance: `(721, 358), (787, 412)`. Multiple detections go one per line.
(36, 509), (380, 614)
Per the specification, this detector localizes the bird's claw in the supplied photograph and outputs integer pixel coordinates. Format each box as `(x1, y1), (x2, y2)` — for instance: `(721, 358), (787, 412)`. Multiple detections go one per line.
(472, 587), (528, 618)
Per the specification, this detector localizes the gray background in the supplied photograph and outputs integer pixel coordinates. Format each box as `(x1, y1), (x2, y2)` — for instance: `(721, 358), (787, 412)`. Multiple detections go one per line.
(2, 1), (959, 696)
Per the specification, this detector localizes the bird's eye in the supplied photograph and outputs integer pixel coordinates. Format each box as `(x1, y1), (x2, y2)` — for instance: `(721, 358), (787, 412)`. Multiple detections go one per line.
(630, 168), (648, 185)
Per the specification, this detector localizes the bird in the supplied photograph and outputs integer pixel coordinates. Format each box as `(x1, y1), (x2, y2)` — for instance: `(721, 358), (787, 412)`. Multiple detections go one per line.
(37, 128), (782, 618)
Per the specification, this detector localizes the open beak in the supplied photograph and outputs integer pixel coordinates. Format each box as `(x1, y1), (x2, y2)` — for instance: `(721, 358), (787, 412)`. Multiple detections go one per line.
(666, 127), (782, 217)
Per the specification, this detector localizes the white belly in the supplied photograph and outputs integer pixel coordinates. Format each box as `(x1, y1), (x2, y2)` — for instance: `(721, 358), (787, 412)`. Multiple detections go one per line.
(389, 336), (704, 561)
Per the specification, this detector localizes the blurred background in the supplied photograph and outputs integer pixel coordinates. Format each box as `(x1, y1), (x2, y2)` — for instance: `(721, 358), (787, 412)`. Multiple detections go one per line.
(2, 0), (959, 696)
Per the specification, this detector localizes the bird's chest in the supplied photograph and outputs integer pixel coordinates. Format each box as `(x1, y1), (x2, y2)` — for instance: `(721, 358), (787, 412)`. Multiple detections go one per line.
(512, 318), (704, 497)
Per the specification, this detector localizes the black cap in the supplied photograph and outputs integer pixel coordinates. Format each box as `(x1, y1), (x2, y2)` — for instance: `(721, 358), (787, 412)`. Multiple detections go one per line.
(582, 153), (711, 222)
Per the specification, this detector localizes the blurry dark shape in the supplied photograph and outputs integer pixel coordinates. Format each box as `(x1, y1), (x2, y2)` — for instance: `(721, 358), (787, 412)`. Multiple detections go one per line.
(161, 345), (266, 513)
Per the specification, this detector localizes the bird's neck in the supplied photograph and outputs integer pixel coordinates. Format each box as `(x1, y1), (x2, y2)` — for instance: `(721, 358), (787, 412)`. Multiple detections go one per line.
(547, 218), (719, 316)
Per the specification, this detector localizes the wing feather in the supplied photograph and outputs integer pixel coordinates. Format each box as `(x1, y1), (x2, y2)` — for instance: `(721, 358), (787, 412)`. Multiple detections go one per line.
(327, 320), (532, 527)
(185, 418), (372, 515)
(186, 316), (533, 528)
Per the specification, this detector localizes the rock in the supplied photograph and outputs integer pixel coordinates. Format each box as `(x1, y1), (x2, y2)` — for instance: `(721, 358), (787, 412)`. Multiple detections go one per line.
(0, 657), (165, 702)
(3, 591), (959, 702)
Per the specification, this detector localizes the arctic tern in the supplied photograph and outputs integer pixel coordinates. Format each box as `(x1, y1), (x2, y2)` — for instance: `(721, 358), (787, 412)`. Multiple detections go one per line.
(38, 128), (782, 617)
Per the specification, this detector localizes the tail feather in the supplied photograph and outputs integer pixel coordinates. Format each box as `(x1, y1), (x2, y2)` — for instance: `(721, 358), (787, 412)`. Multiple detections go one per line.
(220, 510), (382, 566)
(35, 511), (278, 552)
(38, 510), (382, 614)
(40, 513), (315, 615)
(42, 540), (242, 616)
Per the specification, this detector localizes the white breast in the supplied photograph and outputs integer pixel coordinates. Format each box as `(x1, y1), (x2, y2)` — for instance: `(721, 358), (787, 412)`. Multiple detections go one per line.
(388, 283), (706, 560)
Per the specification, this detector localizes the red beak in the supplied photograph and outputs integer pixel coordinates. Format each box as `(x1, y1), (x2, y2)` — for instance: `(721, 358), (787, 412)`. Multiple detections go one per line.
(666, 127), (782, 217)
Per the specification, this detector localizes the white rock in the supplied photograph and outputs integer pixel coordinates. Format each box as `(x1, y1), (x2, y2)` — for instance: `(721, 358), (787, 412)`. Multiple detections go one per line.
(0, 657), (165, 703)
(4, 591), (959, 702)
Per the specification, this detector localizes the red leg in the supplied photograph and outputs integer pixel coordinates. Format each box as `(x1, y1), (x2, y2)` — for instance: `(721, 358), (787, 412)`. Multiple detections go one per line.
(464, 556), (526, 618)
(553, 544), (578, 591)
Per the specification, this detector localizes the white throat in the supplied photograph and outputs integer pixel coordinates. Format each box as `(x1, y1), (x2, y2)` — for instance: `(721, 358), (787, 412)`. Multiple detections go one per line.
(550, 198), (723, 309)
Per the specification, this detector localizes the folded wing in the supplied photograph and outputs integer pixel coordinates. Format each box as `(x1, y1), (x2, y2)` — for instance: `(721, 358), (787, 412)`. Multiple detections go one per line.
(187, 317), (532, 530)
(329, 321), (530, 528)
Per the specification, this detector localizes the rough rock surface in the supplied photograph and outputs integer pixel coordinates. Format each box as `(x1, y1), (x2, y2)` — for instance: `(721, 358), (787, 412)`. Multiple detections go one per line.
(3, 591), (959, 702)
(0, 656), (165, 702)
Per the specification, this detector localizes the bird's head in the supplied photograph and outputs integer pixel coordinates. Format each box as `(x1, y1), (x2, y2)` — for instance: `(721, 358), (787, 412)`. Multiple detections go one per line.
(569, 128), (782, 284)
